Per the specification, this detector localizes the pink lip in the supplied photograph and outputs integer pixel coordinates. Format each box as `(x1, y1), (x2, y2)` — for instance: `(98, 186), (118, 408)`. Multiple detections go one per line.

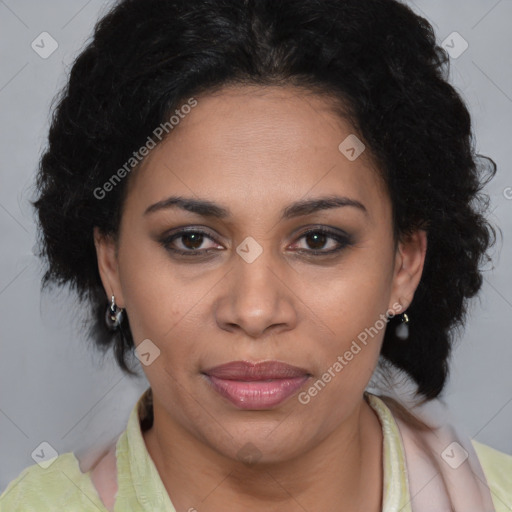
(202, 360), (311, 410)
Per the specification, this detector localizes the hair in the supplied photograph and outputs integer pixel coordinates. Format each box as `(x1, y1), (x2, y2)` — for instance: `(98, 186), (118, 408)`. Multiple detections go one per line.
(32, 0), (497, 400)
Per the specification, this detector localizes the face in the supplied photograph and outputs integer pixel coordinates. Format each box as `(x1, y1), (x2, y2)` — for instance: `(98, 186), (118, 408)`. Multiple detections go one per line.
(95, 85), (426, 464)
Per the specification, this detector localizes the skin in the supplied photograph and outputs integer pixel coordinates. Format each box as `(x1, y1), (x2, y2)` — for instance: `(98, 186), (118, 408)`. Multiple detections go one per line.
(94, 84), (427, 512)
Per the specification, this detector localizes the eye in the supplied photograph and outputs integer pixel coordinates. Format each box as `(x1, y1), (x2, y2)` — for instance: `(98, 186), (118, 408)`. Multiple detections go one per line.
(160, 229), (222, 256)
(289, 227), (352, 255)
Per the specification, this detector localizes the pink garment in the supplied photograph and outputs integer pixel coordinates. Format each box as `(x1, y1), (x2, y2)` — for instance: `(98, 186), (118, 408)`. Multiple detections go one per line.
(90, 443), (118, 512)
(383, 393), (496, 511)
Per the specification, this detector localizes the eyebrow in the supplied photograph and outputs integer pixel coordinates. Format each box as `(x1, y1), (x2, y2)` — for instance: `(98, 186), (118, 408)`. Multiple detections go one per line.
(144, 195), (368, 220)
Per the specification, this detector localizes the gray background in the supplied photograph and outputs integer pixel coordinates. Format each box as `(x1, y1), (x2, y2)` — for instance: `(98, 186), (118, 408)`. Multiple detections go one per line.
(1, 0), (511, 492)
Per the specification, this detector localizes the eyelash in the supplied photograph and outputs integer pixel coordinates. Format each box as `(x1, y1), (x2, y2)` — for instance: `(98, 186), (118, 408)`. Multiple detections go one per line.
(160, 227), (353, 258)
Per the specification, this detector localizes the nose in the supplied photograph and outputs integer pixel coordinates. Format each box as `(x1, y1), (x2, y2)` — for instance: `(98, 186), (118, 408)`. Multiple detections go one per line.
(214, 243), (298, 339)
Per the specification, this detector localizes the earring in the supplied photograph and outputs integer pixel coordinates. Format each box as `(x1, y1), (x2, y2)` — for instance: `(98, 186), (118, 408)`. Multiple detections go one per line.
(105, 295), (124, 330)
(395, 312), (409, 340)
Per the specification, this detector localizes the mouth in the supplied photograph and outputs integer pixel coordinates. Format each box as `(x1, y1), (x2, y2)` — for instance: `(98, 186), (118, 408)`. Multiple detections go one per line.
(202, 360), (311, 410)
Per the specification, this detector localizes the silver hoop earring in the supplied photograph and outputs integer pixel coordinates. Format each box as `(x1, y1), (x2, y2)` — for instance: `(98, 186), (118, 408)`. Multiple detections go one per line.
(105, 295), (124, 330)
(395, 312), (409, 340)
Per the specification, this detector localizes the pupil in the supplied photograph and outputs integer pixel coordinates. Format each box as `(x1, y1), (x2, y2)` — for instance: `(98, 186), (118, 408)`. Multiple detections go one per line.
(306, 232), (326, 250)
(183, 233), (203, 250)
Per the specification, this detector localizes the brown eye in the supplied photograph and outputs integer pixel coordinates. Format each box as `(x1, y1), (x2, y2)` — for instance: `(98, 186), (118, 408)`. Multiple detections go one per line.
(304, 232), (329, 250)
(181, 232), (205, 250)
(290, 227), (353, 255)
(160, 229), (221, 256)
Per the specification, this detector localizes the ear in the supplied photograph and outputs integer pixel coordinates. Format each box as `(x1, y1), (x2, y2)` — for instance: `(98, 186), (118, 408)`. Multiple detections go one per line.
(93, 227), (125, 308)
(388, 229), (427, 314)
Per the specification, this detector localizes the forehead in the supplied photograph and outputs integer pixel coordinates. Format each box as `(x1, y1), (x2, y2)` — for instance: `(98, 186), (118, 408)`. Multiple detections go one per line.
(124, 85), (389, 224)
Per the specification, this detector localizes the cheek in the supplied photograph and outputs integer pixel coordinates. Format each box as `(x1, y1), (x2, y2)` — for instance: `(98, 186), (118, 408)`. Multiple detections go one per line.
(116, 232), (220, 382)
(307, 249), (394, 385)
(302, 286), (388, 415)
(315, 247), (394, 330)
(116, 233), (186, 344)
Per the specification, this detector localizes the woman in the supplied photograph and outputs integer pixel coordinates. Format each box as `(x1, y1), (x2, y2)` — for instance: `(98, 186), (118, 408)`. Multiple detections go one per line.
(1, 0), (511, 510)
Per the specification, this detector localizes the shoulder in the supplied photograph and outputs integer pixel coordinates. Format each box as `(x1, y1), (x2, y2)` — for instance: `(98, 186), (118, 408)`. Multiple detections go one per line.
(0, 452), (108, 512)
(472, 439), (512, 512)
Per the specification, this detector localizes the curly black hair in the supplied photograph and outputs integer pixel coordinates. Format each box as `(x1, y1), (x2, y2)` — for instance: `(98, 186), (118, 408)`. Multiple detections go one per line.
(32, 0), (497, 400)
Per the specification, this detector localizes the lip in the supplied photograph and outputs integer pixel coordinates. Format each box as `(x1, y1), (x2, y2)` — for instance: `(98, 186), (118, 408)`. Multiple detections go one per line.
(202, 360), (311, 410)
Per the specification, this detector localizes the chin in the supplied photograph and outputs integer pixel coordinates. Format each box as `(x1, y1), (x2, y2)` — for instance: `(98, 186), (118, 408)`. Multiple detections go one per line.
(207, 426), (312, 467)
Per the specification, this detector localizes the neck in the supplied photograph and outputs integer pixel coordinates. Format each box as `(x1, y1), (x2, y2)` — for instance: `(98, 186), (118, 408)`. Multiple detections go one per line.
(143, 396), (383, 512)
